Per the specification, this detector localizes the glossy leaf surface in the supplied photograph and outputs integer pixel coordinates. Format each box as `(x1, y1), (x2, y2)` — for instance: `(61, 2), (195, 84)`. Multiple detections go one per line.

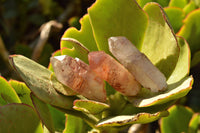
(73, 99), (109, 115)
(61, 14), (98, 51)
(31, 93), (55, 133)
(0, 76), (21, 105)
(9, 55), (76, 109)
(160, 105), (194, 133)
(164, 7), (185, 33)
(9, 79), (33, 106)
(142, 3), (179, 79)
(63, 115), (88, 133)
(178, 9), (200, 54)
(97, 111), (168, 127)
(88, 0), (148, 53)
(0, 103), (43, 133)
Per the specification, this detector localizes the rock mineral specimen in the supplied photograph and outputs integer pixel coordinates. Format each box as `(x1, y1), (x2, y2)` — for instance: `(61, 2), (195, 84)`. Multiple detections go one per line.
(88, 51), (141, 96)
(51, 55), (106, 102)
(108, 36), (167, 92)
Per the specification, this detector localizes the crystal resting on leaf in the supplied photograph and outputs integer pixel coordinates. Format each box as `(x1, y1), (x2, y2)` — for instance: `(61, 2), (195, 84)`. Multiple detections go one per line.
(88, 51), (141, 96)
(108, 36), (167, 92)
(50, 55), (106, 103)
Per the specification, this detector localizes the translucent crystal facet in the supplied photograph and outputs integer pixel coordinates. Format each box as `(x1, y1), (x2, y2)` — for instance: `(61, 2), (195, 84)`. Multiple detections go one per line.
(51, 55), (106, 102)
(109, 37), (167, 92)
(88, 51), (141, 96)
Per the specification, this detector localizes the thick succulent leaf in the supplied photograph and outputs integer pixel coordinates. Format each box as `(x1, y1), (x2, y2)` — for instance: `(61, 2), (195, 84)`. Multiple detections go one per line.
(61, 38), (89, 63)
(9, 79), (33, 106)
(188, 113), (200, 133)
(48, 105), (66, 132)
(0, 76), (21, 105)
(136, 0), (153, 8)
(164, 7), (185, 33)
(50, 73), (76, 96)
(73, 99), (109, 115)
(167, 36), (190, 84)
(178, 9), (200, 54)
(193, 0), (200, 7)
(31, 93), (55, 133)
(121, 100), (175, 116)
(160, 105), (193, 133)
(97, 111), (168, 127)
(9, 55), (76, 109)
(133, 76), (193, 107)
(0, 103), (43, 133)
(155, 0), (170, 7)
(142, 3), (179, 79)
(63, 115), (89, 133)
(137, 0), (170, 8)
(88, 0), (148, 54)
(61, 14), (98, 51)
(134, 36), (191, 107)
(191, 50), (200, 67)
(169, 0), (188, 8)
(183, 1), (196, 15)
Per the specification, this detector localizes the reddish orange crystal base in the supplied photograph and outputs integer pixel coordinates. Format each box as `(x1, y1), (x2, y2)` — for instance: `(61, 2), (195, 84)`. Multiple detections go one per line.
(88, 51), (141, 96)
(51, 55), (107, 102)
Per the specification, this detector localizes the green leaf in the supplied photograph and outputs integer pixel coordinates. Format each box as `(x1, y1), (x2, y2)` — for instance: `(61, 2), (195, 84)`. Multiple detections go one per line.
(164, 7), (185, 33)
(121, 100), (175, 115)
(61, 38), (89, 63)
(0, 76), (21, 105)
(132, 36), (191, 107)
(178, 9), (200, 54)
(48, 105), (66, 132)
(73, 99), (109, 115)
(155, 0), (170, 7)
(142, 3), (179, 79)
(88, 0), (148, 54)
(137, 0), (170, 8)
(97, 111), (168, 127)
(188, 113), (200, 133)
(50, 73), (76, 96)
(9, 55), (76, 109)
(31, 93), (55, 133)
(169, 0), (188, 8)
(160, 105), (194, 133)
(167, 36), (191, 84)
(63, 115), (89, 133)
(193, 0), (200, 7)
(0, 103), (43, 133)
(183, 1), (196, 15)
(132, 76), (193, 107)
(136, 0), (153, 8)
(61, 14), (98, 51)
(9, 79), (33, 107)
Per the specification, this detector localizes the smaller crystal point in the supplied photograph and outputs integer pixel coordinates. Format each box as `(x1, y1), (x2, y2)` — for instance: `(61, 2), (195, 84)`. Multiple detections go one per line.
(51, 55), (106, 102)
(88, 51), (141, 96)
(109, 36), (167, 92)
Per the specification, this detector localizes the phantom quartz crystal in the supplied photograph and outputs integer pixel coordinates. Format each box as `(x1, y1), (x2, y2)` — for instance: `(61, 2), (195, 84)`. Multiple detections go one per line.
(108, 36), (167, 92)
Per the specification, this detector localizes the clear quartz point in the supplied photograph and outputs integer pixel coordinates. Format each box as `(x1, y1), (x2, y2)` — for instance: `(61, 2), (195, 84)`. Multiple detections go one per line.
(108, 36), (167, 92)
(88, 51), (141, 96)
(51, 55), (106, 102)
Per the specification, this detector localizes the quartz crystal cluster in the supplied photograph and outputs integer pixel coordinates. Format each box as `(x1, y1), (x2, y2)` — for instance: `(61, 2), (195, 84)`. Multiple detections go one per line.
(51, 37), (167, 102)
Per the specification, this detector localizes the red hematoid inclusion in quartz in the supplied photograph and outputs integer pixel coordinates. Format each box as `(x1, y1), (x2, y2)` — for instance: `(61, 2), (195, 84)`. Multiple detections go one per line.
(88, 51), (141, 96)
(51, 55), (107, 102)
